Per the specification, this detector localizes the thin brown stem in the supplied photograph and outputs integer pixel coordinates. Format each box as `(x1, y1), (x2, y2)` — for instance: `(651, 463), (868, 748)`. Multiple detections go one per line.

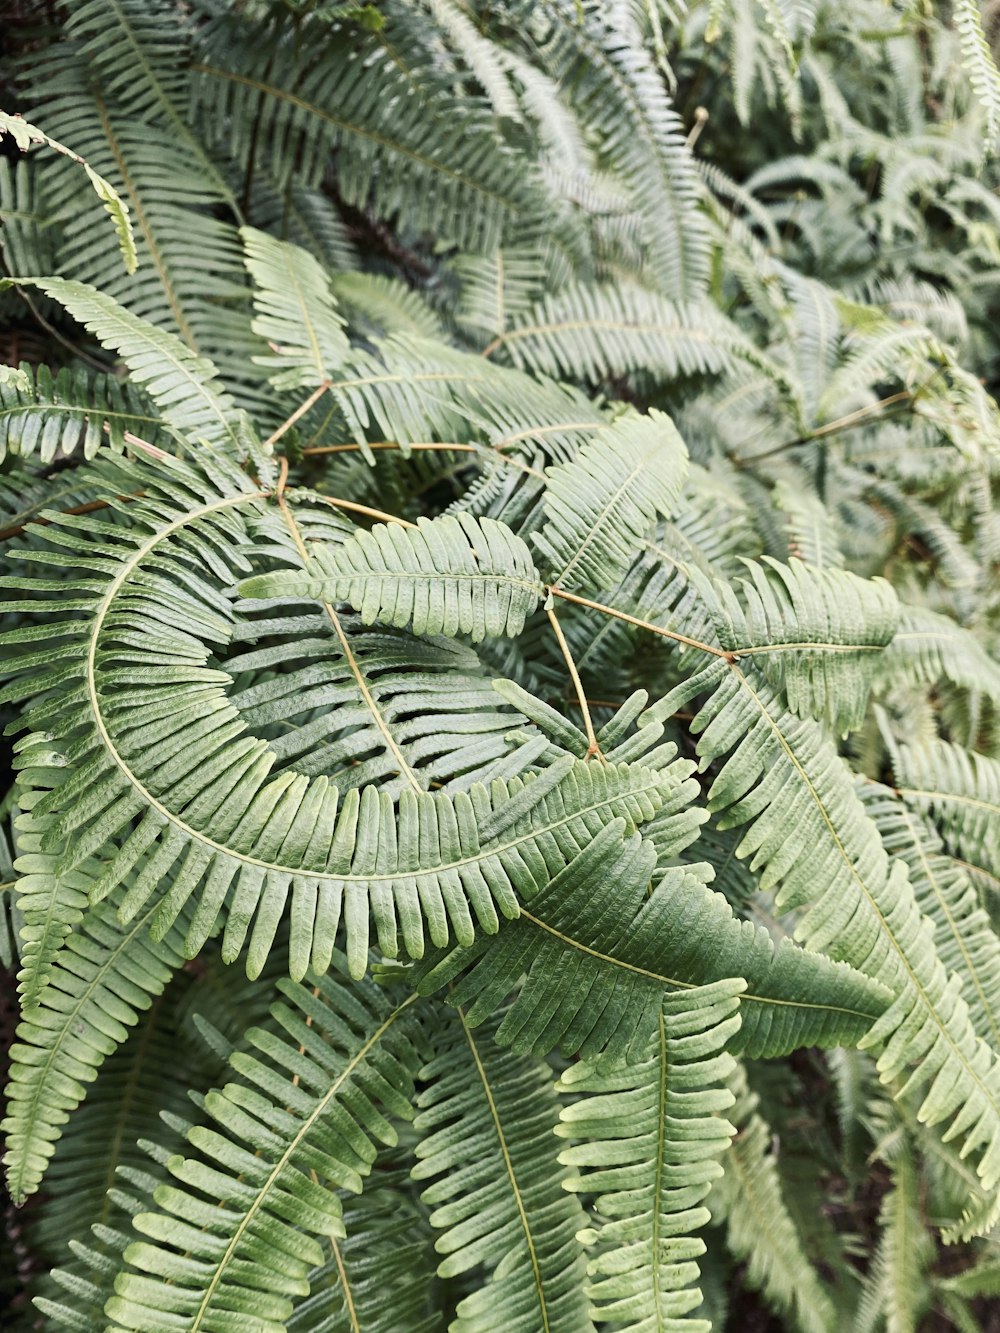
(546, 603), (602, 759)
(547, 586), (733, 659)
(0, 492), (145, 543)
(263, 379), (332, 450)
(737, 391), (913, 465)
(305, 492), (418, 529)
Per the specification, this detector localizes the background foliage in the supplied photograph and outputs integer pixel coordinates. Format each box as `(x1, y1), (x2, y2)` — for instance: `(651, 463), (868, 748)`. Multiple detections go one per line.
(2, 1), (1000, 1329)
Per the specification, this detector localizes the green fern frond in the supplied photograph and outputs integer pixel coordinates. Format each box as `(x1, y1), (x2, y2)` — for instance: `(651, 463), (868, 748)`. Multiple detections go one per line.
(106, 967), (426, 1332)
(413, 782), (890, 1062)
(710, 1067), (837, 1333)
(0, 109), (137, 275)
(953, 0), (1000, 145)
(242, 512), (544, 641)
(534, 408), (688, 592)
(412, 1006), (593, 1333)
(862, 781), (1000, 1055)
(242, 227), (350, 389)
(4, 277), (246, 452)
(192, 15), (550, 255)
(287, 1182), (440, 1332)
(701, 557), (899, 733)
(878, 603), (1000, 709)
(555, 980), (742, 1333)
(645, 645), (1000, 1211)
(536, 2), (709, 297)
(0, 362), (161, 463)
(891, 736), (1000, 876)
(480, 282), (753, 384)
(854, 1148), (934, 1333)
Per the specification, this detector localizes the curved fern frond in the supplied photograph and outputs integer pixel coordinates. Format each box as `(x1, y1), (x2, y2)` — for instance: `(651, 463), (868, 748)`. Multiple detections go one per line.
(878, 604), (1000, 709)
(106, 968), (426, 1332)
(534, 408), (688, 592)
(0, 454), (683, 992)
(412, 1006), (593, 1333)
(555, 980), (742, 1333)
(481, 283), (751, 385)
(535, 2), (708, 297)
(192, 16), (551, 255)
(953, 0), (1000, 145)
(242, 513), (544, 642)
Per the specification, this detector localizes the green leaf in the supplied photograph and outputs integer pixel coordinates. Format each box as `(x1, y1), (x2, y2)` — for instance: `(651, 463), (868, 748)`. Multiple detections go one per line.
(413, 1007), (594, 1333)
(536, 409), (689, 592)
(241, 513), (544, 642)
(555, 981), (743, 1333)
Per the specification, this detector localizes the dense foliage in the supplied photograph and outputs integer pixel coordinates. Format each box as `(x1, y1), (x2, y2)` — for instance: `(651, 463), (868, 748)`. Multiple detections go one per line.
(2, 2), (1000, 1329)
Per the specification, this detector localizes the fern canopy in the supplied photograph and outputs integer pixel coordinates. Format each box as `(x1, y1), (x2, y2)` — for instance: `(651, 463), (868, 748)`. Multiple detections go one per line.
(2, 0), (1000, 1329)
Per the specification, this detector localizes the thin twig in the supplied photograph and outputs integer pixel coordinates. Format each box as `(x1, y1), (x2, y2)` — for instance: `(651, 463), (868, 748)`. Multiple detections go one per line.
(263, 379), (332, 450)
(548, 586), (732, 659)
(737, 391), (913, 466)
(546, 603), (602, 760)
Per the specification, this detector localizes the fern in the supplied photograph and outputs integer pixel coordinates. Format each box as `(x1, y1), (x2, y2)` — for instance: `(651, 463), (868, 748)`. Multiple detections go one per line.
(3, 1), (1000, 1327)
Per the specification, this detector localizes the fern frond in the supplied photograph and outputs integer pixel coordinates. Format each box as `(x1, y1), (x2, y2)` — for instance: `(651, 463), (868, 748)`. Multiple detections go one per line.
(412, 1006), (593, 1333)
(863, 781), (1000, 1055)
(954, 0), (1000, 145)
(878, 603), (1000, 708)
(2, 879), (195, 1202)
(106, 967), (426, 1332)
(0, 109), (137, 275)
(481, 282), (756, 384)
(892, 736), (1000, 876)
(287, 1182), (440, 1332)
(534, 408), (688, 592)
(710, 1067), (837, 1333)
(645, 645), (1000, 1210)
(536, 2), (708, 296)
(5, 277), (246, 452)
(242, 227), (350, 389)
(854, 1148), (934, 1333)
(0, 362), (161, 463)
(413, 782), (890, 1062)
(703, 557), (899, 733)
(192, 16), (550, 254)
(242, 512), (544, 642)
(555, 980), (742, 1333)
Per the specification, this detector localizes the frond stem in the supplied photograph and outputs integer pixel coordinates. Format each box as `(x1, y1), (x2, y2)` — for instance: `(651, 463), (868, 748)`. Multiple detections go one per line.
(264, 378), (332, 449)
(546, 603), (602, 759)
(547, 586), (733, 659)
